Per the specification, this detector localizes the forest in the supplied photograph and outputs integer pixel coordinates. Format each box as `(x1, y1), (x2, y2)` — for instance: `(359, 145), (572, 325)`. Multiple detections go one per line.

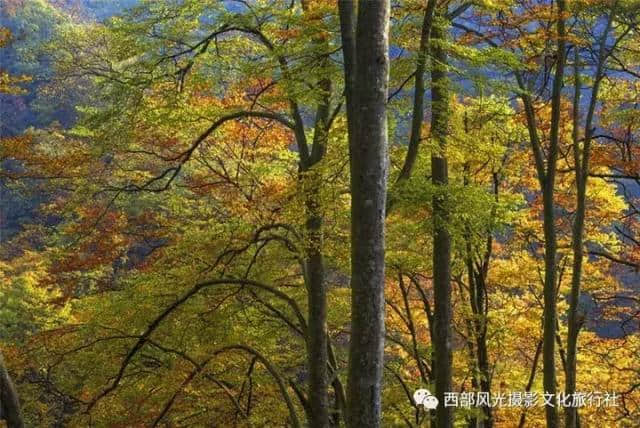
(0, 0), (639, 427)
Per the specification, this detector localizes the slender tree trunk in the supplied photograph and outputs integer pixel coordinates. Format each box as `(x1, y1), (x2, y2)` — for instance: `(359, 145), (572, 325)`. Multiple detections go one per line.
(476, 174), (498, 428)
(387, 0), (435, 219)
(304, 169), (329, 428)
(466, 262), (492, 428)
(541, 182), (559, 428)
(430, 15), (453, 428)
(462, 126), (497, 428)
(475, 271), (492, 428)
(303, 71), (332, 427)
(565, 43), (583, 428)
(516, 3), (567, 423)
(540, 3), (567, 426)
(411, 274), (437, 427)
(462, 165), (480, 428)
(338, 1), (391, 427)
(518, 340), (543, 428)
(0, 352), (24, 428)
(298, 3), (337, 423)
(328, 341), (347, 425)
(461, 272), (480, 428)
(398, 274), (430, 385)
(565, 8), (614, 428)
(338, 0), (357, 161)
(396, 0), (437, 182)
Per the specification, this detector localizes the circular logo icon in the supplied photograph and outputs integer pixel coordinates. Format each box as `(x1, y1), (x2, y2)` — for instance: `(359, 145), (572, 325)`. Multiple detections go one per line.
(413, 388), (439, 409)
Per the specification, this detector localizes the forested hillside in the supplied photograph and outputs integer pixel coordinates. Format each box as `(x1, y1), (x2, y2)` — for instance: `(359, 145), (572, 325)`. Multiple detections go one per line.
(1, 1), (639, 427)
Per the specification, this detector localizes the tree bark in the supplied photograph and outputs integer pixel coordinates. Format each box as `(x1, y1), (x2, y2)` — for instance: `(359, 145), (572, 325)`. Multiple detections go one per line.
(541, 2), (567, 426)
(0, 352), (25, 428)
(297, 3), (337, 423)
(430, 14), (453, 428)
(565, 7), (614, 428)
(338, 1), (391, 427)
(303, 75), (332, 428)
(565, 41), (583, 428)
(465, 254), (493, 428)
(462, 125), (498, 428)
(304, 154), (330, 428)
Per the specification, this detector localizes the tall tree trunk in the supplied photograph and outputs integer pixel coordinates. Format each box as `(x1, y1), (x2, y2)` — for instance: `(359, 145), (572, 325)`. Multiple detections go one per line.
(565, 42), (583, 428)
(462, 164), (480, 428)
(540, 61), (560, 428)
(303, 74), (332, 427)
(465, 252), (493, 428)
(298, 2), (336, 423)
(477, 174), (500, 428)
(516, 3), (567, 423)
(338, 1), (391, 427)
(0, 352), (24, 428)
(462, 125), (497, 428)
(430, 14), (453, 428)
(565, 8), (614, 428)
(542, 2), (567, 426)
(304, 165), (329, 428)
